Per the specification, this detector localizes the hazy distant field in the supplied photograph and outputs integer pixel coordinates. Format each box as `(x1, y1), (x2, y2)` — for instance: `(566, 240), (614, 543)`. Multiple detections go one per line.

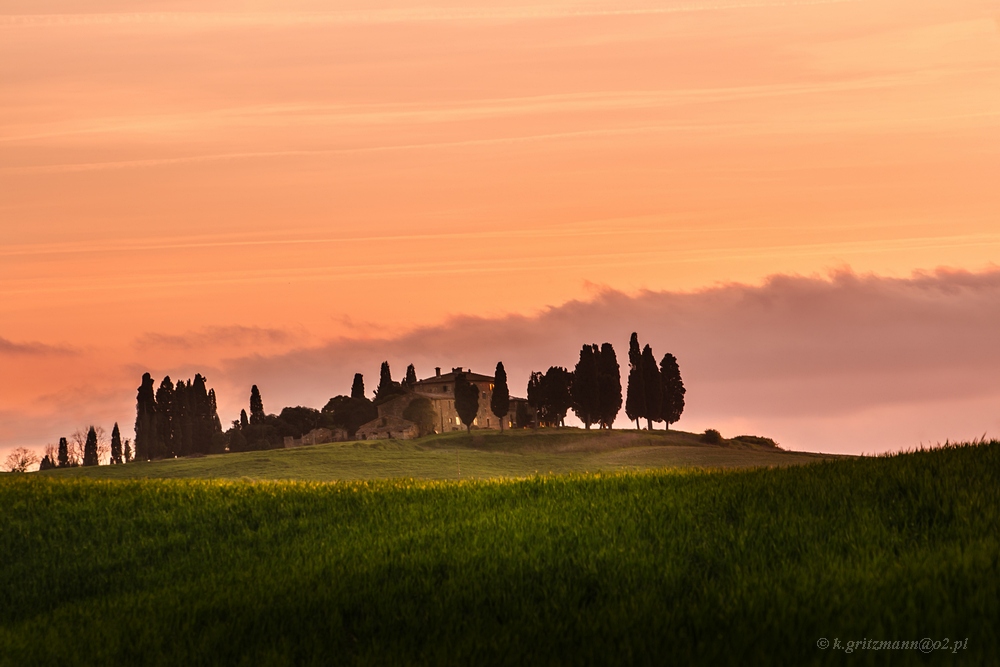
(37, 428), (832, 482)
(3, 441), (997, 666)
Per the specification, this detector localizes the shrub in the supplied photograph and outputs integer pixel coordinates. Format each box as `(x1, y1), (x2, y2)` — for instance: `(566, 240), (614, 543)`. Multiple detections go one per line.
(732, 435), (781, 449)
(701, 429), (723, 445)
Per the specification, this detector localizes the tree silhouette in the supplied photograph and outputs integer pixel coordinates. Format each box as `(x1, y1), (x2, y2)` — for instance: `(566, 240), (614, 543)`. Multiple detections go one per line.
(541, 366), (574, 427)
(174, 379), (190, 457)
(155, 376), (175, 457)
(191, 374), (216, 455)
(110, 423), (123, 465)
(376, 361), (393, 399)
(526, 371), (544, 428)
(490, 362), (511, 432)
(597, 342), (622, 429)
(640, 345), (662, 430)
(124, 439), (132, 463)
(403, 364), (418, 388)
(322, 395), (377, 439)
(240, 409), (249, 429)
(571, 344), (600, 429)
(57, 437), (69, 468)
(515, 401), (530, 428)
(209, 388), (223, 443)
(453, 373), (480, 433)
(374, 361), (405, 403)
(350, 373), (365, 400)
(83, 426), (99, 467)
(624, 333), (645, 429)
(249, 385), (265, 425)
(659, 353), (686, 429)
(134, 373), (158, 461)
(3, 448), (39, 473)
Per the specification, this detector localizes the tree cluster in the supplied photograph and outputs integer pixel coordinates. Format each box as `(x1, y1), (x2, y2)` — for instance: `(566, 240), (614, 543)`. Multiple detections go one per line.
(34, 422), (131, 471)
(227, 371), (386, 452)
(134, 373), (225, 460)
(624, 332), (686, 430)
(526, 334), (683, 431)
(527, 342), (623, 429)
(527, 366), (575, 427)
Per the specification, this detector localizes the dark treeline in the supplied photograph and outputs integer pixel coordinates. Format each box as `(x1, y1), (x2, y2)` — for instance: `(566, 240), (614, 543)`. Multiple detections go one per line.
(124, 334), (684, 463)
(37, 422), (132, 470)
(134, 373), (224, 460)
(528, 333), (684, 430)
(227, 374), (381, 452)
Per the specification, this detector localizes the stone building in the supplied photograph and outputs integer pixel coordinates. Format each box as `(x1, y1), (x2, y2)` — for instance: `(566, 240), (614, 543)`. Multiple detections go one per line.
(355, 367), (533, 440)
(356, 415), (420, 441)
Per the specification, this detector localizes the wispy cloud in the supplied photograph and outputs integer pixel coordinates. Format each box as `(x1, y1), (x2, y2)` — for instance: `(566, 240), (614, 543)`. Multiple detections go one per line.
(134, 325), (300, 351)
(0, 1), (862, 30)
(0, 336), (76, 357)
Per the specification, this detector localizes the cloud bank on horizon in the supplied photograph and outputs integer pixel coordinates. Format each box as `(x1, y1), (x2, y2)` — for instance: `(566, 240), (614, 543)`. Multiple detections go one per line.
(3, 268), (999, 457)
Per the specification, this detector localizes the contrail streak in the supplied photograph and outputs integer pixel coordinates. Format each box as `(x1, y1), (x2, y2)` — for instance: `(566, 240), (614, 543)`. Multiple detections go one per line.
(0, 0), (862, 29)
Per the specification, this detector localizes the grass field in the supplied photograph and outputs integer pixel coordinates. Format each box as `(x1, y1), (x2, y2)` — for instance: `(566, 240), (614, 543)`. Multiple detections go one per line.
(36, 428), (833, 482)
(2, 438), (997, 665)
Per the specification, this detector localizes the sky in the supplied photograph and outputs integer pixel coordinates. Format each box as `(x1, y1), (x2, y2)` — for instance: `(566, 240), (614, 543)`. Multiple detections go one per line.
(2, 0), (999, 460)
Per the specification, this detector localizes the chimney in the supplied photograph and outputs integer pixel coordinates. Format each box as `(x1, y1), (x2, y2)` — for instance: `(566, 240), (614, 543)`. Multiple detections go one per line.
(435, 367), (441, 377)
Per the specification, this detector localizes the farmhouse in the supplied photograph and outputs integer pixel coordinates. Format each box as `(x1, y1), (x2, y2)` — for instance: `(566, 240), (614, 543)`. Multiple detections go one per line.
(356, 367), (532, 440)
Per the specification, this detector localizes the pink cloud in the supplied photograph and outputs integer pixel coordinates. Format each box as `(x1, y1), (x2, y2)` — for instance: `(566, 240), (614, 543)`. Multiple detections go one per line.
(212, 267), (1000, 454)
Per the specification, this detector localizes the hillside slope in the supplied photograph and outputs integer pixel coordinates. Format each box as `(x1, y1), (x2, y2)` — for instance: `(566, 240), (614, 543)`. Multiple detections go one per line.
(38, 428), (832, 481)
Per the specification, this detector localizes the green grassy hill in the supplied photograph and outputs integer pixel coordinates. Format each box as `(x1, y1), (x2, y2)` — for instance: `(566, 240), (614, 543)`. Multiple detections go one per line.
(3, 441), (997, 666)
(39, 428), (832, 482)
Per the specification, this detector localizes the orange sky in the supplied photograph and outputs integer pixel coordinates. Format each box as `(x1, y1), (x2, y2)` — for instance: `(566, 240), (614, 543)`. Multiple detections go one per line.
(2, 0), (999, 457)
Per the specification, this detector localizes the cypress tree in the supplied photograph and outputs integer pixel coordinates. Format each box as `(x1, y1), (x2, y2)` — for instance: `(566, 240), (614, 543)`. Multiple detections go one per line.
(351, 373), (365, 400)
(240, 409), (249, 429)
(490, 362), (510, 432)
(209, 388), (223, 449)
(249, 385), (265, 425)
(542, 366), (574, 427)
(57, 437), (69, 468)
(597, 342), (622, 429)
(453, 373), (480, 433)
(173, 379), (190, 457)
(134, 373), (158, 461)
(571, 344), (600, 429)
(155, 377), (175, 457)
(124, 439), (132, 463)
(110, 423), (123, 465)
(640, 345), (662, 430)
(403, 364), (418, 388)
(83, 426), (99, 467)
(659, 353), (686, 429)
(526, 371), (544, 428)
(191, 374), (212, 455)
(624, 333), (645, 429)
(375, 361), (404, 401)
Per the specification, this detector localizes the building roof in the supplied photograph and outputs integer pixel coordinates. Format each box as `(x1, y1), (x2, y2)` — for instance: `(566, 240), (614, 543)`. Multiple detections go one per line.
(413, 368), (495, 385)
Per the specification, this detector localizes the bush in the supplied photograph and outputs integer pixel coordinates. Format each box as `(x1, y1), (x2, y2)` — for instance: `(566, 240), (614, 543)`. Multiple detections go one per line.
(701, 429), (723, 445)
(732, 435), (781, 449)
